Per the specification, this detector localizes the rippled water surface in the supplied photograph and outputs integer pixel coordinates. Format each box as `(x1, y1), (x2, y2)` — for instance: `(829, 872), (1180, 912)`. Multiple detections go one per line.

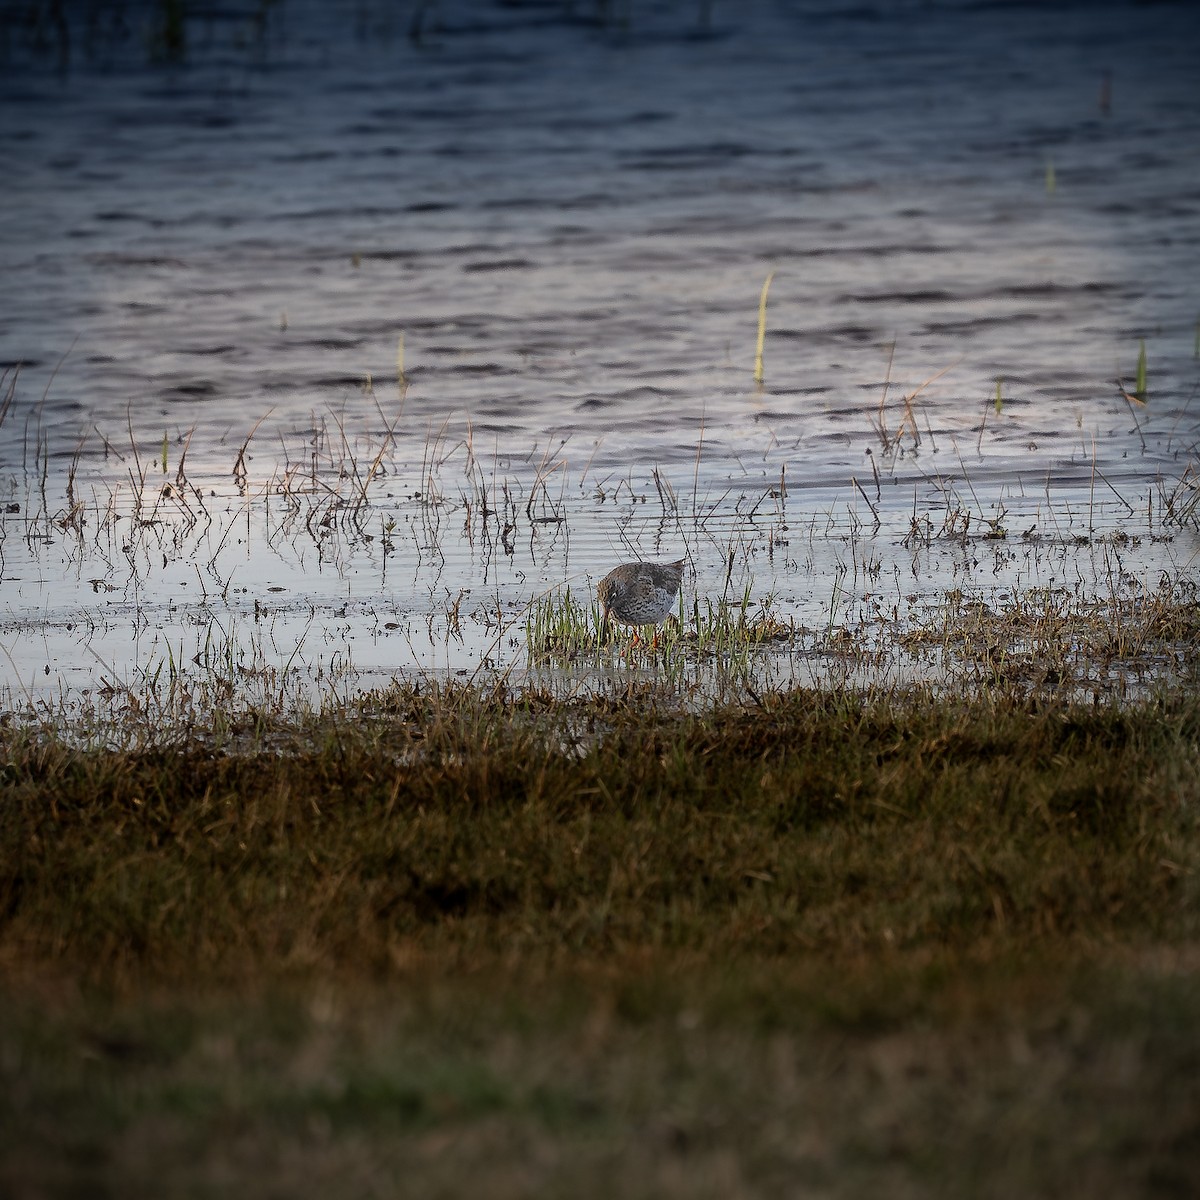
(2, 0), (1199, 703)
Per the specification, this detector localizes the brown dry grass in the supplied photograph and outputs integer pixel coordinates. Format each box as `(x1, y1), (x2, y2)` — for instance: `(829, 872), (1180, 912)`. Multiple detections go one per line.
(2, 682), (1199, 1197)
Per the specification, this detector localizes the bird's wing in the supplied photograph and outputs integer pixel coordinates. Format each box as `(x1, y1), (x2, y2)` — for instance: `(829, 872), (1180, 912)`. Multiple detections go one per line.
(632, 572), (658, 600)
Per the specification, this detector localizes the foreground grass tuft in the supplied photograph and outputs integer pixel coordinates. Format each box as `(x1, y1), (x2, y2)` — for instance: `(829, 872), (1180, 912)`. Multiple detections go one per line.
(4, 684), (1199, 980)
(2, 683), (1199, 1197)
(526, 585), (795, 664)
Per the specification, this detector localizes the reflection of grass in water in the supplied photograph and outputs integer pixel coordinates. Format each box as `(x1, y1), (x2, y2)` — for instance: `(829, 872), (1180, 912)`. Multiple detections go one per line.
(17, 569), (1193, 730)
(6, 357), (1200, 705)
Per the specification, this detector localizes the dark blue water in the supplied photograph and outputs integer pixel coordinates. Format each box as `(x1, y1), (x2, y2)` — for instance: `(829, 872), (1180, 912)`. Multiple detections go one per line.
(1, 0), (1198, 700)
(4, 0), (1197, 470)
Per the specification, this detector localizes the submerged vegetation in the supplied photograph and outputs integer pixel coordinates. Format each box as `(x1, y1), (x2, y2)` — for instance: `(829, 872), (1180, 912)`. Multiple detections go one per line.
(4, 346), (1200, 718)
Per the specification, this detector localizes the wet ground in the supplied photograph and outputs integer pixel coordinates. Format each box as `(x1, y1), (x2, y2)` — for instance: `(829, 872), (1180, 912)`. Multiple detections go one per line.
(2, 0), (1199, 707)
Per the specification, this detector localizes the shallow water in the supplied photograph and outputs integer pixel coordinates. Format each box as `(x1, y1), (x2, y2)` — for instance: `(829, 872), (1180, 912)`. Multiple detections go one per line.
(2, 0), (1199, 705)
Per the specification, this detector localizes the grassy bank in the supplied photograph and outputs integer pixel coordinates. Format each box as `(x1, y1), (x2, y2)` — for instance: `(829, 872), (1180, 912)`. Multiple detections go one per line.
(3, 683), (1199, 1196)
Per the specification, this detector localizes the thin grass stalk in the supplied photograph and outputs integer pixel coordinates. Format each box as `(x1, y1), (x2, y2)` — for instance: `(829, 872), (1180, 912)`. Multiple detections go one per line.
(753, 270), (774, 386)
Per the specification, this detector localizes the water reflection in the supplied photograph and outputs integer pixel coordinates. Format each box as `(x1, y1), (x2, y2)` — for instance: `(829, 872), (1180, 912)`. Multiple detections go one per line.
(1, 0), (1198, 701)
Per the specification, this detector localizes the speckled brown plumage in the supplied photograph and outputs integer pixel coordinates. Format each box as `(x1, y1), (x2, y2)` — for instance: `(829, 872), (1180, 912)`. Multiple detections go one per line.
(597, 559), (685, 629)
